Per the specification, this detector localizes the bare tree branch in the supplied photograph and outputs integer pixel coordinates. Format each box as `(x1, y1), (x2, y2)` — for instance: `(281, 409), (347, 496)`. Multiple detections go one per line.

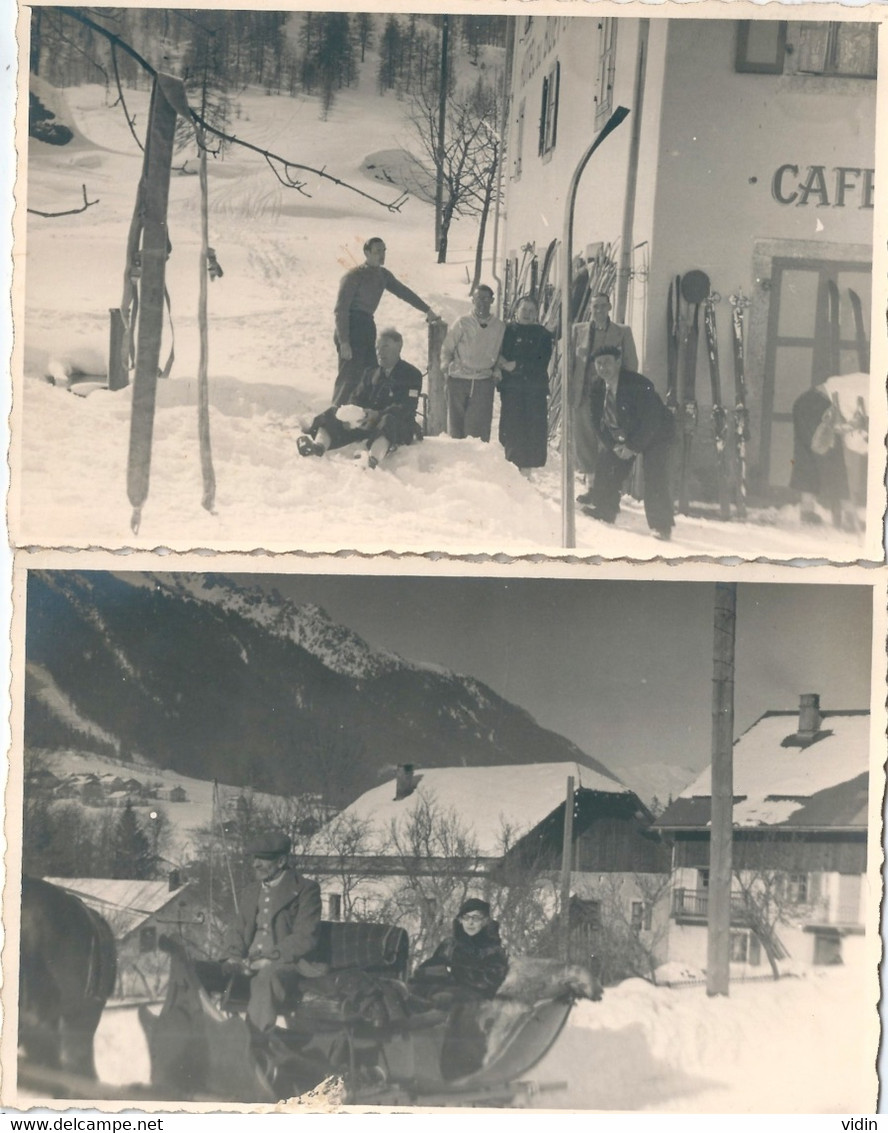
(57, 7), (408, 214)
(28, 184), (99, 218)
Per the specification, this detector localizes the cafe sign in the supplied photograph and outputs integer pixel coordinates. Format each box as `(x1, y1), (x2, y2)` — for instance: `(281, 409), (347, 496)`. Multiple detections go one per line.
(772, 165), (874, 208)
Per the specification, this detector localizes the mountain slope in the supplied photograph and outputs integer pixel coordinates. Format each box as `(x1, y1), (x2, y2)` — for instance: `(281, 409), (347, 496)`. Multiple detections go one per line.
(26, 571), (622, 807)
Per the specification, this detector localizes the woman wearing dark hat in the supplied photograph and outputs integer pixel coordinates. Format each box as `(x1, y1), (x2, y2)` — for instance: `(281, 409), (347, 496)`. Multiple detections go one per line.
(411, 898), (509, 1079)
(412, 898), (508, 1000)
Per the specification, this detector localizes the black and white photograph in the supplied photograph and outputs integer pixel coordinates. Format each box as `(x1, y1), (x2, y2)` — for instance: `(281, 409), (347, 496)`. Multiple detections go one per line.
(11, 6), (886, 558)
(5, 561), (882, 1111)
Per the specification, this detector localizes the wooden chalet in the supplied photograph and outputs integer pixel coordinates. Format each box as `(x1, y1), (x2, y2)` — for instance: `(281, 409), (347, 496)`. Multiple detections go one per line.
(302, 761), (670, 966)
(655, 694), (871, 973)
(44, 874), (203, 999)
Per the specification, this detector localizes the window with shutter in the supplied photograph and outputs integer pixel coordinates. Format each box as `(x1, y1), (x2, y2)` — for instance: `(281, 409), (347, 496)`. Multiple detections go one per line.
(539, 62), (560, 158)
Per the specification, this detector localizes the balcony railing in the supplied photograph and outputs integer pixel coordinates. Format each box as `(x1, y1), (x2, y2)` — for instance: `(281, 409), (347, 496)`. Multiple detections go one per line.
(672, 887), (750, 922)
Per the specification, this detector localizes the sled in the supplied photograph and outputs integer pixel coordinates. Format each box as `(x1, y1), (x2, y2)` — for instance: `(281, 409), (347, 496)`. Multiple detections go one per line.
(139, 926), (587, 1107)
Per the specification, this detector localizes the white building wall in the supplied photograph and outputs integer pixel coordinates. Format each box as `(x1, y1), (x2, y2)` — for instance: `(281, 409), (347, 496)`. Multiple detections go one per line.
(503, 16), (666, 326)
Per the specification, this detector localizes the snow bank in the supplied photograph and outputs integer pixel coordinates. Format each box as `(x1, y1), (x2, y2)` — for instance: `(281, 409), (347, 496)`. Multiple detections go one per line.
(523, 961), (875, 1112)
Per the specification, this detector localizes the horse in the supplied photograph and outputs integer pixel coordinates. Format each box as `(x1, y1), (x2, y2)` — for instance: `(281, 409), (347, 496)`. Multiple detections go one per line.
(19, 876), (117, 1079)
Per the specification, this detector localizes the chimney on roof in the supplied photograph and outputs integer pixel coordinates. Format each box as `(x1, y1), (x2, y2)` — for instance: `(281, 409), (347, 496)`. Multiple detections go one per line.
(395, 764), (416, 801)
(168, 868), (181, 891)
(797, 693), (822, 737)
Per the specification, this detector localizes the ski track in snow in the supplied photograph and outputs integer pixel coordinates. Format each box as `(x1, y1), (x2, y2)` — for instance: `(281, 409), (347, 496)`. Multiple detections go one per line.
(19, 80), (870, 558)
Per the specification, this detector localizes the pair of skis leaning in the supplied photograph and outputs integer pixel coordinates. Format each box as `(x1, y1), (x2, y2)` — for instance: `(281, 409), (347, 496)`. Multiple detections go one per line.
(666, 272), (748, 520)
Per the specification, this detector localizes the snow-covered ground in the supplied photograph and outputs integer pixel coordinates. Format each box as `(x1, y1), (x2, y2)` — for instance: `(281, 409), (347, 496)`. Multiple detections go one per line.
(15, 74), (874, 559)
(65, 952), (877, 1112)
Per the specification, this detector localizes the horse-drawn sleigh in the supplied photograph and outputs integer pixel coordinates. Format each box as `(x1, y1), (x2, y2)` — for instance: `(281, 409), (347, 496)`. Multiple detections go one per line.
(18, 878), (595, 1107)
(138, 921), (595, 1106)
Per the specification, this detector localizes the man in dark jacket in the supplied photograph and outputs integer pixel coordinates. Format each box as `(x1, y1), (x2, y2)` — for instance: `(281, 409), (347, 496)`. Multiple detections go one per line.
(223, 833), (322, 1032)
(571, 293), (639, 494)
(583, 345), (675, 540)
(333, 237), (437, 405)
(410, 897), (508, 1080)
(298, 328), (422, 468)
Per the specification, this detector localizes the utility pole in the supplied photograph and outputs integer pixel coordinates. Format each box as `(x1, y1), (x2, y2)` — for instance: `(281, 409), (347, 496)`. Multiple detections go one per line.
(434, 14), (449, 257)
(707, 581), (736, 996)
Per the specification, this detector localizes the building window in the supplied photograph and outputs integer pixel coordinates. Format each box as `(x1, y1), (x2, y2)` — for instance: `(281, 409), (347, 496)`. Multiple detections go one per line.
(795, 23), (877, 79)
(595, 19), (617, 128)
(139, 926), (157, 953)
(539, 61), (560, 157)
(782, 872), (809, 905)
(736, 21), (788, 74)
(736, 20), (877, 79)
(327, 894), (342, 921)
(730, 931), (761, 964)
(698, 868), (710, 890)
(630, 901), (652, 933)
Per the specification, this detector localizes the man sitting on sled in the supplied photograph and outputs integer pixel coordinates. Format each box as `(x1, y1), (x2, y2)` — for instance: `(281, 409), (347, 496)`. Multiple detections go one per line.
(198, 833), (324, 1034)
(297, 328), (422, 469)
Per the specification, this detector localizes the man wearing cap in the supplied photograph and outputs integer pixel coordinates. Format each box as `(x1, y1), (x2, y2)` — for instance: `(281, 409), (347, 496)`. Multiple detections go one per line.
(581, 345), (675, 540)
(223, 832), (323, 1032)
(571, 293), (638, 497)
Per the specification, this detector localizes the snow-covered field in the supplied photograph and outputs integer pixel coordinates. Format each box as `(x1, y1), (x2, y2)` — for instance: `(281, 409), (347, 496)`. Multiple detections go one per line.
(15, 72), (874, 559)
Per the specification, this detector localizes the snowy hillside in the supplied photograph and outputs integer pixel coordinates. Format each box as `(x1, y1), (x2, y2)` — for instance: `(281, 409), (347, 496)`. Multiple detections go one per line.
(25, 570), (616, 805)
(124, 572), (405, 680)
(16, 67), (870, 559)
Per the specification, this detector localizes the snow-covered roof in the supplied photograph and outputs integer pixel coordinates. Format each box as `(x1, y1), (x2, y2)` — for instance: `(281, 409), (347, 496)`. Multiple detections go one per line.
(43, 878), (190, 939)
(309, 762), (632, 857)
(657, 710), (870, 830)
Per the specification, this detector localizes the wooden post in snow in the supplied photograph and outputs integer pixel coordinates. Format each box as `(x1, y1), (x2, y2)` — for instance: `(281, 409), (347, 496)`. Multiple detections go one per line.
(707, 581), (736, 996)
(559, 775), (576, 963)
(427, 318), (448, 435)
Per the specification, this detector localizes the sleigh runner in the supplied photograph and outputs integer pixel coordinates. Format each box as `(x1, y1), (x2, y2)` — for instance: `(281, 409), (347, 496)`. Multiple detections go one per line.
(139, 923), (591, 1106)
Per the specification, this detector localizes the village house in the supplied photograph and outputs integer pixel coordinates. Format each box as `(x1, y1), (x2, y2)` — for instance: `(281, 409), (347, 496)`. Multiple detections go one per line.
(302, 761), (671, 973)
(499, 16), (875, 506)
(44, 874), (204, 999)
(654, 694), (871, 976)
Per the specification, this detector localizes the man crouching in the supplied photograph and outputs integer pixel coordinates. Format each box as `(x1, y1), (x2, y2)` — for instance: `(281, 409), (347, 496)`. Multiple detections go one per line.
(298, 328), (422, 468)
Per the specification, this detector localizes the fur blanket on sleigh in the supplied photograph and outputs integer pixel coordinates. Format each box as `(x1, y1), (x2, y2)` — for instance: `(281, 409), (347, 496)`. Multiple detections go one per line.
(477, 957), (602, 1068)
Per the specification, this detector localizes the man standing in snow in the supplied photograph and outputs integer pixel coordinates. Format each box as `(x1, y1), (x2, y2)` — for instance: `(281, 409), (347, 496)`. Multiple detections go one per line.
(441, 284), (505, 442)
(299, 328), (422, 468)
(222, 833), (323, 1033)
(333, 237), (437, 405)
(581, 345), (675, 541)
(572, 293), (638, 501)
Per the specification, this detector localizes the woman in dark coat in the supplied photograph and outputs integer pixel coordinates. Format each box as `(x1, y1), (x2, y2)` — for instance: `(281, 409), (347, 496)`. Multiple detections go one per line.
(410, 898), (509, 1080)
(496, 297), (553, 472)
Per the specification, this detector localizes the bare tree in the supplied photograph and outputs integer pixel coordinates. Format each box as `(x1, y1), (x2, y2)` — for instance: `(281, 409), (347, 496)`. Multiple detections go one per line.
(592, 871), (674, 984)
(406, 78), (501, 264)
(731, 843), (820, 979)
(308, 812), (379, 921)
(376, 791), (482, 962)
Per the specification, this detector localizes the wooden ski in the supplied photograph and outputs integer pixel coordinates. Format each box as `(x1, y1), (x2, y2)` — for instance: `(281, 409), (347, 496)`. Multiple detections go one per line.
(126, 76), (181, 534)
(728, 291), (750, 519)
(826, 278), (841, 377)
(677, 270), (708, 515)
(848, 288), (870, 371)
(703, 289), (732, 520)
